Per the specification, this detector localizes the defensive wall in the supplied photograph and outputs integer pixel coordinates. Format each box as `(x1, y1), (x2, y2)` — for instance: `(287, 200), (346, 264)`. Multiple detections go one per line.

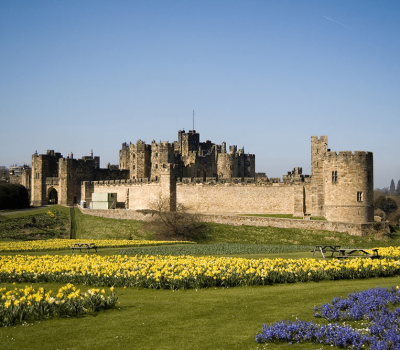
(82, 177), (301, 215)
(77, 206), (389, 237)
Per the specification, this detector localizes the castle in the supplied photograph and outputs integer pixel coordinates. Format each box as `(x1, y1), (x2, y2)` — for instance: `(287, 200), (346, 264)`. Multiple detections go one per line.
(27, 131), (374, 224)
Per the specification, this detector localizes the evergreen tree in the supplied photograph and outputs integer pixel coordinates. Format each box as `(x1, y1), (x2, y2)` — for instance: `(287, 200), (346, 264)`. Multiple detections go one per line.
(397, 180), (400, 195)
(389, 179), (396, 195)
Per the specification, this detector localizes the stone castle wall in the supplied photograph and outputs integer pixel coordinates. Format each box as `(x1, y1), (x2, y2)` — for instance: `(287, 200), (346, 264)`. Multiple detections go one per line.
(176, 181), (295, 214)
(86, 178), (298, 214)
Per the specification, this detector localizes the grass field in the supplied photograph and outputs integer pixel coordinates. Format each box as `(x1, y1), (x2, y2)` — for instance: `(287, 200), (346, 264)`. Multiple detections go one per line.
(1, 277), (400, 350)
(1, 206), (400, 349)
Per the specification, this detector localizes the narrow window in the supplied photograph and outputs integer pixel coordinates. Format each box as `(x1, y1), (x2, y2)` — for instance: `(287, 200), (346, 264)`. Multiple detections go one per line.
(132, 165), (135, 170)
(332, 171), (337, 182)
(357, 192), (363, 202)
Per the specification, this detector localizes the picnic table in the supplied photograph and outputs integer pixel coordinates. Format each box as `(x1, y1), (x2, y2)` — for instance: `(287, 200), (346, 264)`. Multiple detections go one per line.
(312, 245), (341, 258)
(71, 243), (98, 253)
(337, 248), (379, 259)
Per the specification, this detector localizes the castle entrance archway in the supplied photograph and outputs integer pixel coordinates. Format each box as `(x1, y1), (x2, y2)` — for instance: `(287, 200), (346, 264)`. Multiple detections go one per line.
(48, 188), (58, 204)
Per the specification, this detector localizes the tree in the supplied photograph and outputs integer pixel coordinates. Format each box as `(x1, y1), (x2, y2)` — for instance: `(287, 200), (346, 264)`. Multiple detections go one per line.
(397, 180), (400, 195)
(0, 183), (30, 210)
(374, 196), (398, 216)
(145, 194), (204, 240)
(389, 179), (396, 195)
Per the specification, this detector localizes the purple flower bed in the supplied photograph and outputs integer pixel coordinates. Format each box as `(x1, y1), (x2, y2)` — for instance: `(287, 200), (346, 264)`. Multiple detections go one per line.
(256, 286), (400, 349)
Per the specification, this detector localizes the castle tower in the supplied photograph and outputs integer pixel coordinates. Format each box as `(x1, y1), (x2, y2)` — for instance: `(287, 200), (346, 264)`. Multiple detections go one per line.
(31, 150), (62, 206)
(151, 141), (175, 179)
(178, 130), (199, 157)
(311, 136), (328, 216)
(323, 151), (374, 223)
(119, 142), (130, 170)
(129, 140), (151, 179)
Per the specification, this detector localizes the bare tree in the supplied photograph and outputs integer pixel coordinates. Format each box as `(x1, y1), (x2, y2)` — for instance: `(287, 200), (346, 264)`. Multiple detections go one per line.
(146, 194), (204, 239)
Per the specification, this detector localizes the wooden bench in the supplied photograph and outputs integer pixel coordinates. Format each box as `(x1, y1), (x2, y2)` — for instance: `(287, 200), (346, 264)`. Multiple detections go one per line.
(312, 245), (341, 258)
(337, 248), (379, 259)
(71, 243), (98, 253)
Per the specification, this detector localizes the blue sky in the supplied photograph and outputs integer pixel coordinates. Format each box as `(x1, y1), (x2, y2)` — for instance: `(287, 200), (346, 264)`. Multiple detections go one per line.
(0, 0), (399, 188)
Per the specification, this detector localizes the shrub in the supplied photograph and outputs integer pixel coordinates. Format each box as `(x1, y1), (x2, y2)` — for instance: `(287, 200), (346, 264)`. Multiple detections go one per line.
(375, 196), (398, 215)
(0, 183), (30, 210)
(374, 208), (386, 221)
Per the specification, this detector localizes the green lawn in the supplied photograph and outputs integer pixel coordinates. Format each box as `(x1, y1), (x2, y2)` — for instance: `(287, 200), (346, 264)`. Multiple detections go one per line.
(73, 208), (152, 240)
(2, 207), (400, 349)
(1, 277), (400, 350)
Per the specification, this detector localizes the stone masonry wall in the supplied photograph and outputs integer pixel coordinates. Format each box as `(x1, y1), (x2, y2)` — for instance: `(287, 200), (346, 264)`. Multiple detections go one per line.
(177, 182), (295, 214)
(92, 181), (161, 210)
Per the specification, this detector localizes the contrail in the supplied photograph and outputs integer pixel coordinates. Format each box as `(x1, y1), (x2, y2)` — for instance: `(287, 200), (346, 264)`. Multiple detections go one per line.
(323, 16), (348, 28)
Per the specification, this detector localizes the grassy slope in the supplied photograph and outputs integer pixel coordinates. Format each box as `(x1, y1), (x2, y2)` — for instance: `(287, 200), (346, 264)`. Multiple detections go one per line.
(199, 222), (400, 248)
(0, 205), (70, 219)
(3, 206), (400, 249)
(74, 209), (400, 248)
(0, 205), (70, 240)
(74, 208), (152, 240)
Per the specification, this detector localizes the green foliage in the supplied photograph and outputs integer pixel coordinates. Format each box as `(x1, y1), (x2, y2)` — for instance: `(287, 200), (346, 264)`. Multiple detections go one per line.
(0, 209), (69, 240)
(118, 243), (313, 256)
(375, 196), (398, 215)
(0, 183), (30, 210)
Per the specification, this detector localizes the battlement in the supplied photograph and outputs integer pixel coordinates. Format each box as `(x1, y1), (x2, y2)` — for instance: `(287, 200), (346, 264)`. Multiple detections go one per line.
(151, 141), (174, 150)
(33, 150), (62, 160)
(325, 151), (373, 162)
(229, 145), (237, 155)
(91, 177), (161, 186)
(311, 135), (328, 142)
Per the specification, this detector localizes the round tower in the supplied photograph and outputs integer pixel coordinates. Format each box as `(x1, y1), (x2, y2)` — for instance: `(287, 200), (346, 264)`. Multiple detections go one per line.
(323, 151), (373, 223)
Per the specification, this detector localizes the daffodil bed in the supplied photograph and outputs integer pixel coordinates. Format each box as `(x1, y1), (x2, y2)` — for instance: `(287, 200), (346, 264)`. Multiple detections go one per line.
(0, 283), (118, 327)
(0, 239), (194, 252)
(256, 286), (400, 349)
(1, 247), (400, 289)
